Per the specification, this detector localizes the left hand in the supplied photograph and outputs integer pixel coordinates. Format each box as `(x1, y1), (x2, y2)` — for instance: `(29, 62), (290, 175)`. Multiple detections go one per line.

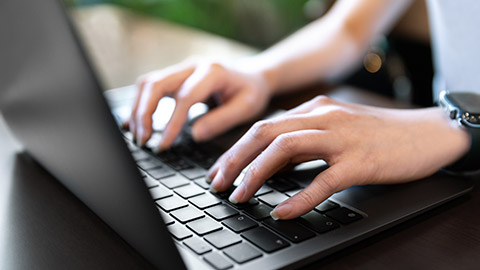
(207, 95), (470, 219)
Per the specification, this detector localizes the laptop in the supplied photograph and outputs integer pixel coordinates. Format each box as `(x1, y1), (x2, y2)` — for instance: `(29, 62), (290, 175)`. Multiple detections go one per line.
(0, 0), (474, 269)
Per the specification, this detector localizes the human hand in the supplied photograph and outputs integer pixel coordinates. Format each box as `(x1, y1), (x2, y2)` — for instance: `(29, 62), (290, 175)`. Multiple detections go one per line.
(207, 96), (470, 219)
(126, 60), (272, 150)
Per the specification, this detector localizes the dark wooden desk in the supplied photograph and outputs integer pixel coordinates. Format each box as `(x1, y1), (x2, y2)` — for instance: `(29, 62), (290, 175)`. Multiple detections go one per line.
(0, 86), (478, 270)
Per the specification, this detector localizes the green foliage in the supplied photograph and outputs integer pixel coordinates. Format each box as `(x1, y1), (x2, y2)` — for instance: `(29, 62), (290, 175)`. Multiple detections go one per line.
(68, 0), (315, 48)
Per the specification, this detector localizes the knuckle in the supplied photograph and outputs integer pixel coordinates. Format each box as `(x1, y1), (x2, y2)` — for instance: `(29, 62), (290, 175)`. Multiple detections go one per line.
(223, 152), (240, 170)
(273, 133), (298, 154)
(208, 62), (224, 71)
(250, 120), (274, 140)
(312, 95), (334, 106)
(323, 106), (354, 121)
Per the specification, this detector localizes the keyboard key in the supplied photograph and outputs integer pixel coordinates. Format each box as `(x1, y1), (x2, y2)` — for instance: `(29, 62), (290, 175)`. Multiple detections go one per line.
(205, 204), (238, 220)
(174, 184), (205, 199)
(180, 166), (207, 180)
(156, 195), (188, 212)
(194, 178), (211, 189)
(137, 158), (163, 171)
(254, 185), (273, 197)
(258, 192), (289, 207)
(156, 150), (179, 163)
(170, 206), (205, 223)
(143, 175), (159, 188)
(167, 223), (192, 240)
(203, 252), (233, 270)
(222, 215), (258, 233)
(187, 217), (222, 236)
(285, 188), (302, 197)
(204, 230), (242, 249)
(241, 227), (289, 253)
(227, 198), (259, 210)
(147, 167), (175, 180)
(215, 187), (235, 200)
(266, 177), (298, 192)
(300, 211), (340, 233)
(131, 151), (150, 161)
(325, 207), (363, 224)
(223, 243), (262, 264)
(159, 174), (190, 189)
(158, 208), (175, 225)
(183, 237), (212, 255)
(314, 200), (339, 213)
(263, 219), (315, 243)
(149, 184), (173, 200)
(189, 193), (221, 209)
(244, 203), (273, 220)
(166, 158), (194, 171)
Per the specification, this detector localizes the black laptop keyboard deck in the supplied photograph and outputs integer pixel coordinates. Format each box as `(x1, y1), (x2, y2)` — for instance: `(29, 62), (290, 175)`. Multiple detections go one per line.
(122, 131), (364, 270)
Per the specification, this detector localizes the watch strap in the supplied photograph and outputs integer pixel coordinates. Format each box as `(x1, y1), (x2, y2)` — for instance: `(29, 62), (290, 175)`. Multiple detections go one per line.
(446, 126), (480, 172)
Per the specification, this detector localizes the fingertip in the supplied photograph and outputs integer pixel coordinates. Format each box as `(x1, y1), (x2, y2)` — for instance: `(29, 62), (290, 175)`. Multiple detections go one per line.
(271, 203), (293, 220)
(270, 210), (279, 220)
(191, 124), (206, 142)
(205, 175), (213, 184)
(210, 170), (225, 192)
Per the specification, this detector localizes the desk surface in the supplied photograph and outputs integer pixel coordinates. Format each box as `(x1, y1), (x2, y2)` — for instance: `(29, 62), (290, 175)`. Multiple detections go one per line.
(0, 85), (479, 270)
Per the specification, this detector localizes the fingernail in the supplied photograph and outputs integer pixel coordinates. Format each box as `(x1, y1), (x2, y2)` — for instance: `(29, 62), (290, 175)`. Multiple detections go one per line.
(205, 175), (212, 184)
(270, 210), (279, 221)
(209, 185), (218, 193)
(271, 203), (292, 220)
(228, 194), (238, 204)
(229, 184), (246, 204)
(210, 170), (224, 192)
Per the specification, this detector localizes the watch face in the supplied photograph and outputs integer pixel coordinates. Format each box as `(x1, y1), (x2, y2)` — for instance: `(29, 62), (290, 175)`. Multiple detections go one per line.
(449, 93), (480, 114)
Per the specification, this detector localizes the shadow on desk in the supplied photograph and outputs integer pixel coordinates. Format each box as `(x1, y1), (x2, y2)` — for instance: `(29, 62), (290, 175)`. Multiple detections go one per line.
(1, 153), (153, 270)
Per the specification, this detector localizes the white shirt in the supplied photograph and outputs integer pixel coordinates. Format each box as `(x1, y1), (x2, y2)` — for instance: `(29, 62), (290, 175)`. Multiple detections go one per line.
(427, 0), (480, 98)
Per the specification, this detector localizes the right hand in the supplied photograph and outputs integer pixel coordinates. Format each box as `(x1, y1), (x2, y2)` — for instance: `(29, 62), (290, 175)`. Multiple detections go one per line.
(126, 60), (273, 150)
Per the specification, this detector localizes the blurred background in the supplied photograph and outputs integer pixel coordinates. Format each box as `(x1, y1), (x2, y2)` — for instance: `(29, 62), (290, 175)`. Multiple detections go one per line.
(67, 0), (434, 106)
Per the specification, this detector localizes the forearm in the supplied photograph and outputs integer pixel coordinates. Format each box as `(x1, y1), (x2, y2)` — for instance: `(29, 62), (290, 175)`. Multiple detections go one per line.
(238, 0), (413, 95)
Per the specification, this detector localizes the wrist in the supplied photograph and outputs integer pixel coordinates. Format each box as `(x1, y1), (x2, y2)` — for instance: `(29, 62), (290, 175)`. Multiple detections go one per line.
(234, 54), (280, 96)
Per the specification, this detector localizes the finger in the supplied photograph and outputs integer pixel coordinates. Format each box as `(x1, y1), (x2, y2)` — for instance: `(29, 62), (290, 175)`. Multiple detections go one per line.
(134, 81), (160, 145)
(191, 89), (261, 142)
(130, 63), (195, 146)
(271, 163), (351, 220)
(129, 78), (147, 140)
(283, 95), (337, 116)
(228, 130), (335, 203)
(209, 114), (328, 192)
(159, 64), (227, 150)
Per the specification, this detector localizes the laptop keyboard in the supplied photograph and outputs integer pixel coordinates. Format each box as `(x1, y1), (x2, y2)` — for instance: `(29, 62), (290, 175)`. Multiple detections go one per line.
(122, 131), (364, 270)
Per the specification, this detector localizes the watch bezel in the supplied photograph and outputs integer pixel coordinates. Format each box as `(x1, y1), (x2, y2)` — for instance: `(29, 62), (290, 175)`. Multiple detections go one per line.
(439, 90), (480, 128)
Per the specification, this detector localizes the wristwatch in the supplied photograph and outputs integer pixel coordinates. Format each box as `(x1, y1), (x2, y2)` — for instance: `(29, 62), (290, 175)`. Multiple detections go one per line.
(438, 90), (480, 172)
